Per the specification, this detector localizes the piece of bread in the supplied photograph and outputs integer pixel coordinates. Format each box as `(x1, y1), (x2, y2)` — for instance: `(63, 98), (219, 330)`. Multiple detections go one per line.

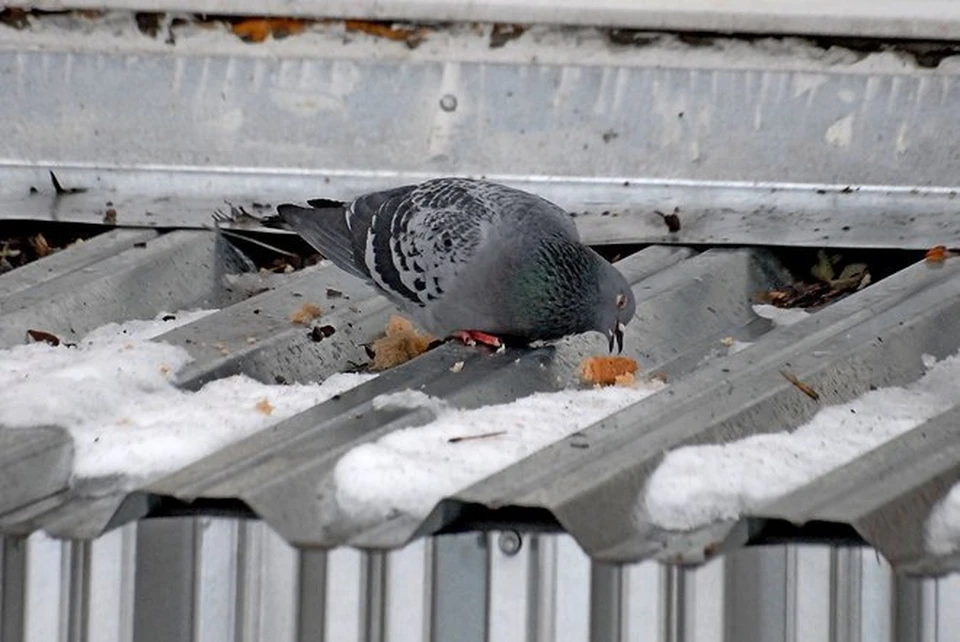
(579, 355), (639, 386)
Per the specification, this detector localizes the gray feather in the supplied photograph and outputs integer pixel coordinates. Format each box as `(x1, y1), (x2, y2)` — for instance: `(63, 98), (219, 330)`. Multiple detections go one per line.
(277, 178), (633, 344)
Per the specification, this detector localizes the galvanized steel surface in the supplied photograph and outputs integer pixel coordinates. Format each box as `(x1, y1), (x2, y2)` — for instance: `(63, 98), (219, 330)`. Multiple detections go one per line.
(19, 0), (960, 40)
(5, 523), (960, 642)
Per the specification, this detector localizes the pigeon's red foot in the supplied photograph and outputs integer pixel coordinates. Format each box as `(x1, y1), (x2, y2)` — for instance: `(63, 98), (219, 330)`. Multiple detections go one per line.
(452, 330), (502, 348)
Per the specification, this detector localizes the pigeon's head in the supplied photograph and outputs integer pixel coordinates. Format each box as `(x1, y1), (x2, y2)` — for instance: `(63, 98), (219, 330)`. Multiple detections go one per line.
(590, 259), (636, 354)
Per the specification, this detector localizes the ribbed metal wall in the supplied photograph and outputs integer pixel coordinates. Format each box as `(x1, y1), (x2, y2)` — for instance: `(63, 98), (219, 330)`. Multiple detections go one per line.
(2, 523), (958, 642)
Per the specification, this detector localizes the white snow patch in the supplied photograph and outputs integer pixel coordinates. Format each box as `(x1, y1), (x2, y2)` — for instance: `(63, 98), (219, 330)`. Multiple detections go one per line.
(752, 304), (811, 327)
(644, 352), (959, 532)
(333, 380), (666, 526)
(0, 310), (375, 485)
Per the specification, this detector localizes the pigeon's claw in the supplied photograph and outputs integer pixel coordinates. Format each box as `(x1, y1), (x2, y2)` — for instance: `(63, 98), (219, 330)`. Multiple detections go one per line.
(452, 330), (502, 349)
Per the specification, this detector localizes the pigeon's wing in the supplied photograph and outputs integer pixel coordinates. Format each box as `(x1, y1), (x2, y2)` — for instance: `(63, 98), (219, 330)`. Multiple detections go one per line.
(357, 178), (525, 308)
(275, 185), (416, 282)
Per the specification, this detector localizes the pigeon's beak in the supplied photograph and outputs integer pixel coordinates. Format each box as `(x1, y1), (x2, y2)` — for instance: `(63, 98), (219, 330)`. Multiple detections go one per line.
(608, 322), (626, 354)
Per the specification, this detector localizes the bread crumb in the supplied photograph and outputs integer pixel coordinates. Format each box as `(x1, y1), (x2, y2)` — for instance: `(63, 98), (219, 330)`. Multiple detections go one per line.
(579, 355), (639, 386)
(720, 336), (735, 347)
(614, 372), (636, 387)
(450, 360), (465, 373)
(289, 302), (322, 325)
(255, 398), (273, 415)
(371, 316), (435, 370)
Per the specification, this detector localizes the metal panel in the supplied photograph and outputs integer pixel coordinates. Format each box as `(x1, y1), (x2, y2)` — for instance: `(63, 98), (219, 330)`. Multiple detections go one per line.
(16, 0), (960, 42)
(0, 230), (228, 348)
(0, 427), (72, 517)
(3, 30), (960, 191)
(132, 520), (196, 642)
(431, 534), (488, 642)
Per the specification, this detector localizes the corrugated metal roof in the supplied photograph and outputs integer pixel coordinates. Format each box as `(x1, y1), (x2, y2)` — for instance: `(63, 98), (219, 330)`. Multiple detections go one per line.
(3, 11), (960, 578)
(2, 225), (958, 575)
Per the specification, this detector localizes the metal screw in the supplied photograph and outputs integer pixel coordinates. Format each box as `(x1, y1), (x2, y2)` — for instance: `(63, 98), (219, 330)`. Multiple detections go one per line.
(498, 531), (522, 556)
(439, 94), (458, 112)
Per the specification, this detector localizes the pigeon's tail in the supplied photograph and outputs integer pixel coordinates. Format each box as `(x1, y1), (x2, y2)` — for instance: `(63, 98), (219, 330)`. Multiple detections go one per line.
(275, 201), (370, 281)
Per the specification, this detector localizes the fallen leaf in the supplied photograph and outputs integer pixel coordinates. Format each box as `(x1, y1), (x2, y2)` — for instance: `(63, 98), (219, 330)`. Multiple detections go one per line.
(926, 245), (951, 263)
(308, 324), (336, 342)
(780, 370), (820, 401)
(289, 302), (322, 325)
(255, 398), (274, 415)
(26, 329), (61, 346)
(345, 19), (428, 48)
(230, 17), (307, 42)
(103, 208), (118, 225)
(29, 233), (51, 257)
(489, 23), (525, 48)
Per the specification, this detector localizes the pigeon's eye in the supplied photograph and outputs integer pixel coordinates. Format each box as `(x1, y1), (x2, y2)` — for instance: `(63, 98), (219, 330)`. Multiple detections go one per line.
(616, 294), (627, 309)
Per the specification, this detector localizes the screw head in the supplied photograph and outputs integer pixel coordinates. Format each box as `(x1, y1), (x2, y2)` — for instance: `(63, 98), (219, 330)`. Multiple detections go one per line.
(498, 531), (522, 556)
(439, 94), (458, 112)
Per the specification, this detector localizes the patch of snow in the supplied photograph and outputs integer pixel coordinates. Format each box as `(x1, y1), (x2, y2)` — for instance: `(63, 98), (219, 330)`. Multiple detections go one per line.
(752, 304), (810, 327)
(333, 380), (666, 527)
(372, 390), (448, 416)
(644, 352), (959, 532)
(0, 310), (374, 486)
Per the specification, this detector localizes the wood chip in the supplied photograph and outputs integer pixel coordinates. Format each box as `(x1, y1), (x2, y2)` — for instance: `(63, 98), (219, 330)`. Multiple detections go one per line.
(289, 302), (322, 325)
(780, 370), (820, 401)
(448, 430), (506, 443)
(255, 398), (274, 415)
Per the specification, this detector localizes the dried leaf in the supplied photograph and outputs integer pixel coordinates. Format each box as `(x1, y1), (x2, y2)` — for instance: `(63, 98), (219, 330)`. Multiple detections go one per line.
(489, 23), (525, 48)
(26, 329), (61, 346)
(103, 208), (118, 225)
(308, 324), (336, 342)
(780, 370), (820, 401)
(344, 19), (428, 47)
(231, 19), (271, 42)
(29, 233), (51, 257)
(289, 302), (322, 325)
(926, 245), (951, 263)
(255, 398), (274, 415)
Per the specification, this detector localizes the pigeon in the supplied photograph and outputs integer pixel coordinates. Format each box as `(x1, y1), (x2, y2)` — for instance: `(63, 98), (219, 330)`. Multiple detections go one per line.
(274, 178), (636, 352)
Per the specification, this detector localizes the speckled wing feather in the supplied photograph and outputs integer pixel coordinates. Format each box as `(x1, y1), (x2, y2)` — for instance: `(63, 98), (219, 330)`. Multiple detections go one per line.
(356, 178), (578, 310)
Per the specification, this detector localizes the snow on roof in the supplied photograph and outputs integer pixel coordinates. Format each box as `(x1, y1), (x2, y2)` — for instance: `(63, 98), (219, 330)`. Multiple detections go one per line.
(643, 350), (960, 535)
(0, 311), (374, 487)
(332, 380), (666, 528)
